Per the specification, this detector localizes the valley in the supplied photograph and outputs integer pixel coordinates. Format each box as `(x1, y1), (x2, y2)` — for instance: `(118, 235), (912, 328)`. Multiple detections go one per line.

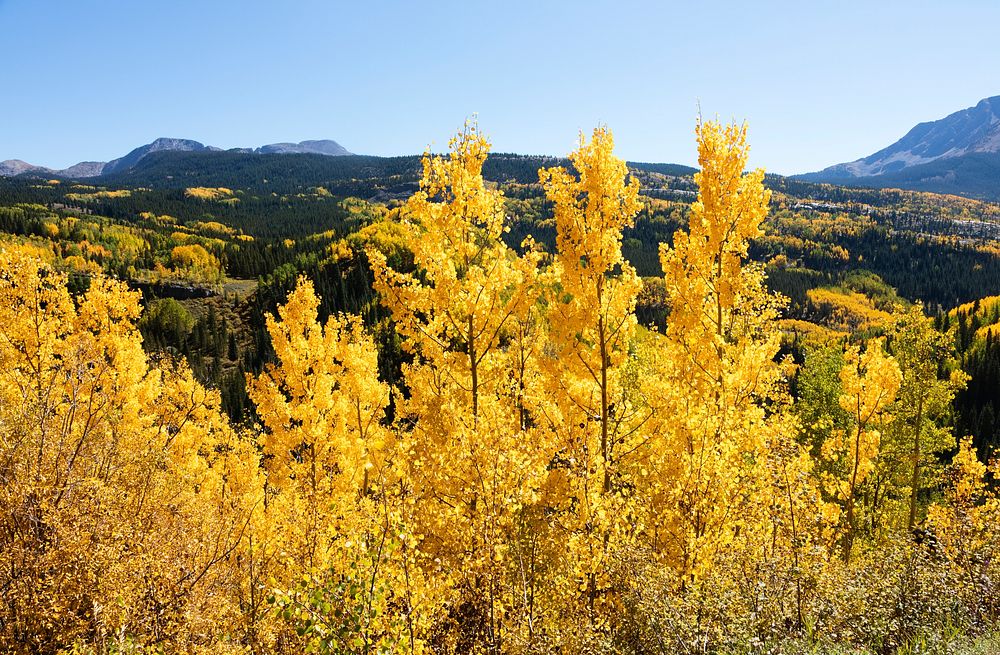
(6, 120), (1000, 654)
(5, 148), (1000, 452)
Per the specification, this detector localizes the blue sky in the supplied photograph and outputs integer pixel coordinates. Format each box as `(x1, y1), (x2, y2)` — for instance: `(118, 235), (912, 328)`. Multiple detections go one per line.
(2, 0), (999, 174)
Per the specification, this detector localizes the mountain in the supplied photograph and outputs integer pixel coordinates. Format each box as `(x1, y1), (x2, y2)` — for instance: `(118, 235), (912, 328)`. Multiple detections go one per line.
(256, 140), (351, 156)
(59, 161), (107, 178)
(799, 95), (1000, 199)
(1, 138), (354, 179)
(0, 159), (48, 177)
(101, 137), (215, 176)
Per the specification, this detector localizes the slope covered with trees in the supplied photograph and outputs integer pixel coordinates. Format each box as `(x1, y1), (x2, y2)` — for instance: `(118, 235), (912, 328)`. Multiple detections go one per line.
(4, 119), (1000, 654)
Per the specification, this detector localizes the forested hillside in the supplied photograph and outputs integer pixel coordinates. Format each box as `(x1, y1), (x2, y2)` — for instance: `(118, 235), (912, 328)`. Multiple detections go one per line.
(5, 141), (1000, 446)
(798, 95), (1000, 201)
(5, 121), (1000, 653)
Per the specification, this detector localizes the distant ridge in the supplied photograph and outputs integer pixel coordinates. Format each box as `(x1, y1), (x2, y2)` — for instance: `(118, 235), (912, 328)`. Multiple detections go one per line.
(798, 95), (1000, 200)
(13, 147), (691, 201)
(256, 140), (351, 156)
(0, 160), (44, 177)
(1, 138), (354, 179)
(101, 138), (215, 176)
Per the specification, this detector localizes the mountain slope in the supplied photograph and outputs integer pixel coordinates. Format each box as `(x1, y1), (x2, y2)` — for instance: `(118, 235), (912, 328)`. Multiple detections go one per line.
(59, 161), (107, 177)
(2, 138), (355, 179)
(96, 149), (696, 197)
(799, 96), (1000, 199)
(799, 151), (1000, 200)
(0, 160), (48, 177)
(101, 138), (215, 176)
(256, 139), (351, 156)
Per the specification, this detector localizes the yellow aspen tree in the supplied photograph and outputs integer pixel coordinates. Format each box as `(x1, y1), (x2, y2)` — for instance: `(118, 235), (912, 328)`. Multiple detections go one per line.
(821, 338), (901, 562)
(247, 277), (391, 564)
(537, 126), (649, 624)
(104, 361), (262, 648)
(0, 246), (258, 651)
(368, 122), (550, 652)
(888, 306), (967, 531)
(926, 438), (1000, 623)
(757, 431), (833, 630)
(654, 119), (789, 585)
(247, 277), (436, 652)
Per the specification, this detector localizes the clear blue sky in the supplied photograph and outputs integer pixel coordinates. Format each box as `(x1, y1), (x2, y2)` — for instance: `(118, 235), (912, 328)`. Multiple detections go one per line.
(2, 0), (999, 175)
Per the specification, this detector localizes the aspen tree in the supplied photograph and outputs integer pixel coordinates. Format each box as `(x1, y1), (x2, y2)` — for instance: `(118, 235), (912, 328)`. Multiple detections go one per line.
(248, 277), (392, 568)
(888, 307), (967, 530)
(0, 246), (258, 651)
(538, 127), (648, 623)
(655, 120), (788, 584)
(248, 278), (438, 652)
(822, 339), (901, 562)
(369, 123), (548, 651)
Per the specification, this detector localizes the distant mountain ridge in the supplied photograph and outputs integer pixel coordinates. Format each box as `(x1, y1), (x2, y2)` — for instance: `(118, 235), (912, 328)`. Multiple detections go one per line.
(101, 138), (217, 176)
(44, 146), (695, 200)
(1, 138), (354, 179)
(798, 95), (1000, 200)
(0, 160), (43, 177)
(255, 140), (350, 156)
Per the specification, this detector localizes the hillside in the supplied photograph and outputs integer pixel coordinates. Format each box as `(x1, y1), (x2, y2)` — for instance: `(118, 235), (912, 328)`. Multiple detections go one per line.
(96, 149), (698, 197)
(798, 151), (1000, 200)
(801, 95), (1000, 200)
(0, 138), (355, 179)
(8, 121), (1000, 655)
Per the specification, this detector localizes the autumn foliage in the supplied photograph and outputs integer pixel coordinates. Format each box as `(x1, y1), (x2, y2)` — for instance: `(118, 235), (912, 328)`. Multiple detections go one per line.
(2, 120), (998, 654)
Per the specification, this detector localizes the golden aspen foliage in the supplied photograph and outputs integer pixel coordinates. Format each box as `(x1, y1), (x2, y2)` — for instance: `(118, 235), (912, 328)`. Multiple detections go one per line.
(821, 338), (902, 562)
(652, 120), (793, 586)
(169, 243), (223, 283)
(250, 278), (389, 498)
(0, 245), (260, 653)
(536, 126), (650, 628)
(247, 277), (390, 563)
(925, 438), (1000, 624)
(248, 277), (436, 654)
(805, 287), (895, 332)
(185, 186), (237, 202)
(369, 122), (551, 652)
(929, 438), (988, 530)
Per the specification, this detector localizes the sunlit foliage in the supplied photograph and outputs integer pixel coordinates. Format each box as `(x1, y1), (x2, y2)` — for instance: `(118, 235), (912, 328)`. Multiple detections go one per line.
(2, 119), (1000, 655)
